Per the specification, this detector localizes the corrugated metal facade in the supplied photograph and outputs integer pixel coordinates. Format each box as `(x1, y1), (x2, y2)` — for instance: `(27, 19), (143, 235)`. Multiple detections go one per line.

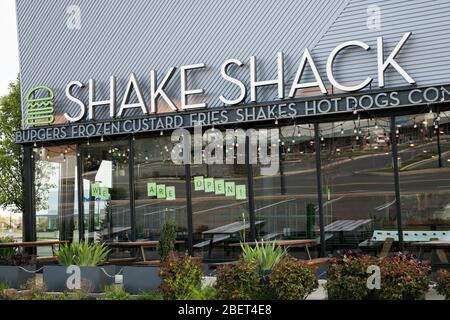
(16, 0), (450, 128)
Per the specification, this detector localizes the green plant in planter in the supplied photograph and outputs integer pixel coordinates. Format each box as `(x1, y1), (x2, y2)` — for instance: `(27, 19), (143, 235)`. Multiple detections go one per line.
(100, 285), (132, 300)
(215, 261), (263, 300)
(377, 253), (430, 300)
(159, 253), (203, 300)
(268, 258), (318, 300)
(325, 253), (378, 300)
(436, 269), (450, 300)
(158, 219), (177, 262)
(56, 241), (110, 266)
(0, 236), (15, 257)
(240, 240), (286, 272)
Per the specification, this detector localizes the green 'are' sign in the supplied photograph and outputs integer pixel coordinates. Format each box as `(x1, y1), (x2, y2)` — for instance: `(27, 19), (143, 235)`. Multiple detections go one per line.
(157, 185), (166, 199)
(147, 183), (157, 197)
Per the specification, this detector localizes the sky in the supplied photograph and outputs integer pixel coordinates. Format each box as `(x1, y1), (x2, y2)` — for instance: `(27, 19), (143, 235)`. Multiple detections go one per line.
(0, 0), (19, 97)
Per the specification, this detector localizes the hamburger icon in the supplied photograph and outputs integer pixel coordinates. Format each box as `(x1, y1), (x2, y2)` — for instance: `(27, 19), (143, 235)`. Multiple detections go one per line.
(26, 86), (55, 126)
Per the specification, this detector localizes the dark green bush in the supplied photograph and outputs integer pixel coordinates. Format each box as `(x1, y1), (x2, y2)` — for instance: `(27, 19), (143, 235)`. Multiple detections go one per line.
(436, 269), (450, 300)
(326, 252), (431, 300)
(325, 254), (378, 300)
(159, 253), (203, 300)
(268, 258), (318, 300)
(215, 261), (262, 300)
(157, 219), (177, 262)
(377, 253), (430, 300)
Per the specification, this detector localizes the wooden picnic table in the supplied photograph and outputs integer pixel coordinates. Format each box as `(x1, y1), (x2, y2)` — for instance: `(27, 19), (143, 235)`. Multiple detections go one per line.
(411, 240), (450, 265)
(229, 239), (318, 260)
(200, 221), (264, 259)
(0, 240), (68, 263)
(107, 240), (185, 262)
(0, 240), (67, 248)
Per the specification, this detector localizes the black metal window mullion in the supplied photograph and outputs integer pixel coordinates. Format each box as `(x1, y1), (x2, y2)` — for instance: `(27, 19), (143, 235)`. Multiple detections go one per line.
(184, 164), (194, 255)
(128, 136), (137, 242)
(390, 116), (404, 251)
(245, 136), (256, 242)
(314, 123), (326, 258)
(76, 144), (85, 242)
(23, 144), (36, 244)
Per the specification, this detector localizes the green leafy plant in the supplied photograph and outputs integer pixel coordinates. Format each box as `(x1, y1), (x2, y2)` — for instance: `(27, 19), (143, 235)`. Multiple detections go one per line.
(157, 219), (177, 262)
(240, 240), (286, 272)
(133, 292), (164, 300)
(56, 241), (110, 267)
(0, 236), (15, 257)
(326, 252), (431, 300)
(377, 253), (430, 300)
(215, 261), (262, 300)
(100, 285), (132, 300)
(268, 258), (318, 300)
(179, 285), (216, 300)
(159, 253), (203, 300)
(325, 253), (378, 300)
(436, 269), (450, 300)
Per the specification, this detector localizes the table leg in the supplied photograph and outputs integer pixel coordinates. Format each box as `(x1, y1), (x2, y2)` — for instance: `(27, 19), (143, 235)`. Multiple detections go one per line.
(207, 237), (214, 260)
(140, 246), (146, 262)
(305, 245), (312, 260)
(418, 247), (424, 260)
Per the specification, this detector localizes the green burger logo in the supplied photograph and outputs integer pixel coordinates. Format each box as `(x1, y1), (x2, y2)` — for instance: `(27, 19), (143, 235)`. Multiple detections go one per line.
(26, 86), (55, 126)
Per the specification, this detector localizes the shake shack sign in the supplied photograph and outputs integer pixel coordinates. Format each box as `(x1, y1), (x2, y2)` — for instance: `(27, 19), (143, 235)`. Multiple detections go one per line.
(15, 32), (450, 143)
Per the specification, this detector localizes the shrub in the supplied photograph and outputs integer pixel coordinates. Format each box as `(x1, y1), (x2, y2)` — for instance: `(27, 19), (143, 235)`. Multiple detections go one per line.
(14, 279), (90, 300)
(133, 292), (164, 300)
(241, 240), (286, 272)
(215, 261), (262, 300)
(268, 258), (318, 300)
(0, 236), (15, 257)
(180, 286), (216, 300)
(325, 254), (378, 300)
(0, 254), (35, 266)
(100, 285), (132, 300)
(377, 253), (430, 300)
(436, 269), (450, 300)
(159, 253), (203, 300)
(158, 219), (177, 262)
(56, 241), (110, 266)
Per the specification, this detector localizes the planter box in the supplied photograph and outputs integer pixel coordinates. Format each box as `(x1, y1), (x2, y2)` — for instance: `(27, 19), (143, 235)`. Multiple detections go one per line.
(43, 265), (115, 293)
(123, 266), (160, 294)
(0, 266), (35, 289)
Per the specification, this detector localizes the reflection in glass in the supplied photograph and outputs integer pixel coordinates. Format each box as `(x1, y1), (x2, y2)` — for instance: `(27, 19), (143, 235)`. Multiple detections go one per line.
(253, 125), (318, 248)
(134, 136), (187, 242)
(34, 145), (78, 255)
(319, 118), (395, 254)
(397, 112), (450, 231)
(80, 139), (131, 243)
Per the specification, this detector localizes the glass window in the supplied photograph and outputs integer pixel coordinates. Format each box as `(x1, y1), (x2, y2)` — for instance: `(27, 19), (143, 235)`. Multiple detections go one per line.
(190, 129), (249, 260)
(134, 136), (188, 242)
(34, 145), (78, 255)
(397, 112), (450, 232)
(252, 125), (318, 250)
(80, 139), (131, 243)
(319, 117), (396, 255)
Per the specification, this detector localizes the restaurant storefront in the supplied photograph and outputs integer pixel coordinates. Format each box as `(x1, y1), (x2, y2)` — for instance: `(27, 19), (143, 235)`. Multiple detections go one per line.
(15, 0), (450, 259)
